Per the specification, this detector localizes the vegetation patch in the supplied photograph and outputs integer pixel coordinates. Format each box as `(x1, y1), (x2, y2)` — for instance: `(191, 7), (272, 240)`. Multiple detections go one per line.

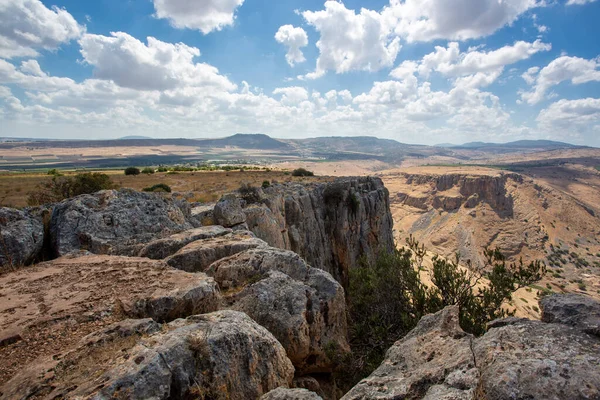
(291, 168), (315, 177)
(124, 167), (140, 176)
(142, 183), (172, 193)
(28, 173), (116, 205)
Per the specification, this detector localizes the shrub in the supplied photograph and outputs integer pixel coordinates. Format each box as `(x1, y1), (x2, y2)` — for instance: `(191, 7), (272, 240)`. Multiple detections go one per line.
(27, 173), (116, 205)
(143, 183), (172, 193)
(141, 167), (155, 174)
(335, 237), (546, 391)
(291, 168), (314, 177)
(157, 166), (168, 172)
(261, 180), (271, 189)
(124, 167), (140, 176)
(47, 168), (63, 176)
(238, 183), (261, 204)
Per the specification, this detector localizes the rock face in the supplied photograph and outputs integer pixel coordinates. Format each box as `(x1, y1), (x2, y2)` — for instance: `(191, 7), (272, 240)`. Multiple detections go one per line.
(0, 207), (44, 268)
(208, 248), (349, 374)
(138, 225), (232, 259)
(2, 311), (294, 400)
(342, 306), (478, 400)
(49, 189), (195, 257)
(261, 387), (323, 400)
(0, 255), (221, 384)
(165, 231), (267, 272)
(540, 293), (600, 337)
(242, 177), (394, 284)
(344, 295), (600, 400)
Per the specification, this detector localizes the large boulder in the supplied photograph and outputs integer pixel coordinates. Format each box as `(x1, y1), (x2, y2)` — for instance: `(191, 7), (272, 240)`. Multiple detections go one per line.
(240, 177), (394, 285)
(214, 194), (246, 227)
(342, 306), (478, 400)
(165, 231), (267, 272)
(1, 311), (295, 400)
(138, 225), (232, 259)
(0, 207), (44, 268)
(49, 189), (195, 257)
(208, 248), (349, 374)
(261, 387), (323, 400)
(540, 293), (600, 337)
(0, 255), (221, 385)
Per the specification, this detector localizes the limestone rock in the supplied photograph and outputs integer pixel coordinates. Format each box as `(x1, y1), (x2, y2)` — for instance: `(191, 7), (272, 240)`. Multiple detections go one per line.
(214, 194), (246, 227)
(208, 247), (349, 373)
(243, 177), (394, 284)
(474, 318), (600, 399)
(261, 387), (323, 400)
(0, 207), (44, 268)
(49, 189), (195, 256)
(191, 203), (215, 225)
(2, 311), (295, 400)
(342, 306), (477, 400)
(0, 255), (221, 384)
(138, 225), (231, 259)
(540, 293), (600, 336)
(165, 231), (267, 272)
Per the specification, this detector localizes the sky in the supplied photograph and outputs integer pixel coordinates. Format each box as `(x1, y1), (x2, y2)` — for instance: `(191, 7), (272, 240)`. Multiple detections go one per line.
(0, 0), (599, 145)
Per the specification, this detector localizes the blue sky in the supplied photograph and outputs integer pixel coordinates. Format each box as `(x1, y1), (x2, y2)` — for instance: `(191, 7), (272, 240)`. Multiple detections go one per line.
(0, 0), (599, 145)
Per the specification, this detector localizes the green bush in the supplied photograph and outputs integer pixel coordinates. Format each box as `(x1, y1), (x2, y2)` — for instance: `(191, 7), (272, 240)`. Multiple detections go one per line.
(47, 168), (63, 176)
(291, 168), (314, 177)
(238, 183), (261, 204)
(157, 166), (168, 172)
(334, 236), (546, 391)
(143, 183), (172, 193)
(27, 173), (116, 205)
(261, 180), (271, 189)
(124, 167), (140, 176)
(141, 167), (155, 174)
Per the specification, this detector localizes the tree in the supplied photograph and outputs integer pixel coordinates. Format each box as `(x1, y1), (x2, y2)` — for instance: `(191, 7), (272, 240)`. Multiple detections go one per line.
(124, 167), (140, 176)
(292, 168), (314, 177)
(141, 167), (155, 174)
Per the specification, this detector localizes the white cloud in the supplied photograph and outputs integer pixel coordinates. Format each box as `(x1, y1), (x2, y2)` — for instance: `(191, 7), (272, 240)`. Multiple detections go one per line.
(385, 0), (540, 42)
(537, 98), (600, 141)
(566, 0), (597, 5)
(0, 0), (84, 59)
(301, 1), (401, 79)
(520, 56), (600, 104)
(273, 86), (309, 105)
(78, 32), (236, 92)
(275, 25), (308, 67)
(152, 0), (244, 34)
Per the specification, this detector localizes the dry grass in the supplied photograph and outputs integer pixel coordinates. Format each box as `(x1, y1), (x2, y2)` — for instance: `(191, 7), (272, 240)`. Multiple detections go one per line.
(0, 170), (333, 208)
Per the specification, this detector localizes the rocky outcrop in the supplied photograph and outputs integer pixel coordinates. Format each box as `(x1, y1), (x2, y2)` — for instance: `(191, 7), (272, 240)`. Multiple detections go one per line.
(0, 207), (44, 268)
(0, 255), (221, 384)
(540, 293), (600, 337)
(344, 295), (600, 400)
(49, 189), (196, 257)
(1, 311), (294, 400)
(138, 226), (231, 259)
(208, 248), (349, 374)
(241, 177), (394, 284)
(261, 387), (323, 400)
(165, 231), (267, 272)
(342, 306), (478, 400)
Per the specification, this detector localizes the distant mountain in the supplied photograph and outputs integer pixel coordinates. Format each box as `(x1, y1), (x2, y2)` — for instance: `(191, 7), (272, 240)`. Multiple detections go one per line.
(455, 140), (583, 150)
(119, 135), (152, 140)
(292, 136), (410, 154)
(199, 133), (291, 150)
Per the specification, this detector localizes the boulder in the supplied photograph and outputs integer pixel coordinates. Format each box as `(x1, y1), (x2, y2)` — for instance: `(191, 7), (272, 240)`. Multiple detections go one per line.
(474, 318), (600, 399)
(540, 293), (600, 337)
(138, 225), (231, 259)
(191, 203), (215, 225)
(165, 231), (267, 272)
(2, 311), (295, 400)
(0, 207), (44, 268)
(244, 204), (288, 249)
(49, 189), (195, 256)
(208, 248), (349, 374)
(0, 255), (221, 384)
(342, 306), (477, 400)
(261, 387), (323, 400)
(214, 194), (246, 227)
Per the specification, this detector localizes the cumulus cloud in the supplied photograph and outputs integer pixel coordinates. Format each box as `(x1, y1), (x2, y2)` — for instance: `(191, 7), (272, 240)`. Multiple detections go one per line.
(273, 86), (309, 105)
(275, 25), (309, 66)
(79, 32), (236, 92)
(153, 0), (244, 34)
(385, 0), (540, 42)
(301, 1), (401, 79)
(537, 98), (600, 141)
(0, 0), (84, 59)
(520, 56), (600, 104)
(566, 0), (597, 5)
